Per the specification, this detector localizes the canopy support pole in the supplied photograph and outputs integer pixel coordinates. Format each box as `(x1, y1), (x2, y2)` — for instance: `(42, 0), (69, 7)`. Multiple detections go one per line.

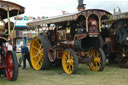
(7, 6), (10, 35)
(12, 10), (20, 47)
(12, 10), (20, 38)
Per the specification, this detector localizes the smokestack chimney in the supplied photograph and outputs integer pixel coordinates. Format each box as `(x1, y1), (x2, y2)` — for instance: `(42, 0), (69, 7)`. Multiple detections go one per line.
(113, 8), (116, 14)
(77, 0), (86, 11)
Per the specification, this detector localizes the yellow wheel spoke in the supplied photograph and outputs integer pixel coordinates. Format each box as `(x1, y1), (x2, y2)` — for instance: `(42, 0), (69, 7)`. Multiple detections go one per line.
(98, 63), (101, 67)
(65, 63), (67, 66)
(39, 44), (43, 51)
(89, 48), (103, 71)
(89, 48), (95, 57)
(69, 60), (74, 65)
(39, 59), (43, 65)
(98, 58), (101, 63)
(32, 46), (38, 50)
(95, 62), (98, 67)
(30, 37), (45, 70)
(70, 55), (73, 59)
(65, 55), (68, 60)
(90, 62), (93, 67)
(40, 52), (44, 56)
(67, 52), (70, 59)
(32, 54), (38, 58)
(62, 49), (77, 74)
(71, 65), (74, 71)
(68, 65), (71, 72)
(40, 48), (43, 52)
(39, 50), (44, 55)
(39, 56), (42, 60)
(35, 60), (40, 66)
(35, 39), (40, 45)
(65, 63), (68, 67)
(65, 57), (67, 61)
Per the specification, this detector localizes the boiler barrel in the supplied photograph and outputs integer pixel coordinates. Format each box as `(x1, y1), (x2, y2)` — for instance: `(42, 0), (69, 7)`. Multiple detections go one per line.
(59, 37), (101, 51)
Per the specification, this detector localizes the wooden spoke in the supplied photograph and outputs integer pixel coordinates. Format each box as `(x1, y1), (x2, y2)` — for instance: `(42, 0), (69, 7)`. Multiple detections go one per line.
(32, 54), (38, 58)
(32, 46), (38, 50)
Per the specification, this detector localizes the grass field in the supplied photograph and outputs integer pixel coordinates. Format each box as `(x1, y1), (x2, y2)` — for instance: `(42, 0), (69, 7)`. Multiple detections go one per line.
(0, 54), (128, 85)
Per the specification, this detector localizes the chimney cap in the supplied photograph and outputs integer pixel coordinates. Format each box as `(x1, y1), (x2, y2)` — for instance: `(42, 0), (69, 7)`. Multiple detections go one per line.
(77, 0), (86, 11)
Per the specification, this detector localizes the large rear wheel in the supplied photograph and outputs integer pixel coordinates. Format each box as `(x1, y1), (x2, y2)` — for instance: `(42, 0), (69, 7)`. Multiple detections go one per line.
(88, 48), (106, 71)
(5, 51), (18, 81)
(30, 36), (51, 70)
(62, 49), (78, 74)
(118, 46), (128, 68)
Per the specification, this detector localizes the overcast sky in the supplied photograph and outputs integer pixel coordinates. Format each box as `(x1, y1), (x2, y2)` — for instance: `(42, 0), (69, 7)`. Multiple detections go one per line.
(4, 0), (128, 17)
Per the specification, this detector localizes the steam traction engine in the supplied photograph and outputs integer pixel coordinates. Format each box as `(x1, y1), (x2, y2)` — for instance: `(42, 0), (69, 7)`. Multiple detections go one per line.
(0, 1), (24, 80)
(102, 12), (128, 68)
(27, 8), (111, 74)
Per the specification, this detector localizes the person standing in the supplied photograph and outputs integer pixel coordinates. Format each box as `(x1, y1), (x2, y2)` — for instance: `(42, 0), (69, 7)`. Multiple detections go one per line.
(117, 19), (128, 43)
(21, 45), (32, 69)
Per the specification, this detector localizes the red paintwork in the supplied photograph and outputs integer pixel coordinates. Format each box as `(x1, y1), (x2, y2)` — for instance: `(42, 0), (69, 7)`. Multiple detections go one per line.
(88, 32), (99, 35)
(57, 52), (63, 58)
(5, 52), (14, 80)
(0, 65), (7, 68)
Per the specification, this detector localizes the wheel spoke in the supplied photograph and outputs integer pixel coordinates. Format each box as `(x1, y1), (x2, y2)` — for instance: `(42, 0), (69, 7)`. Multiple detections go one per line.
(69, 53), (72, 59)
(67, 52), (70, 59)
(62, 49), (78, 74)
(94, 50), (96, 57)
(95, 62), (98, 67)
(7, 55), (11, 64)
(68, 65), (71, 72)
(99, 59), (102, 63)
(35, 39), (40, 45)
(89, 49), (94, 57)
(32, 54), (38, 58)
(40, 48), (44, 52)
(71, 65), (74, 71)
(35, 60), (40, 66)
(8, 63), (13, 70)
(71, 55), (73, 59)
(39, 44), (43, 50)
(39, 49), (44, 54)
(39, 55), (43, 61)
(90, 62), (93, 67)
(9, 71), (13, 78)
(98, 63), (101, 67)
(39, 59), (42, 65)
(9, 69), (13, 72)
(66, 55), (68, 60)
(32, 46), (38, 50)
(40, 53), (44, 57)
(69, 59), (74, 65)
(65, 62), (67, 65)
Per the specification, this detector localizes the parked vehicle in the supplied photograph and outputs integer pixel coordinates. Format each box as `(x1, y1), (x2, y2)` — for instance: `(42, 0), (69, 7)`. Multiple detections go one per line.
(102, 11), (128, 68)
(27, 3), (111, 74)
(0, 1), (24, 80)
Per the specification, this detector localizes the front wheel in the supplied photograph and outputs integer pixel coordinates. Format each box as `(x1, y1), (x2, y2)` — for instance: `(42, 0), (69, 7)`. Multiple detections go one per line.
(88, 48), (106, 71)
(5, 51), (18, 81)
(62, 49), (78, 74)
